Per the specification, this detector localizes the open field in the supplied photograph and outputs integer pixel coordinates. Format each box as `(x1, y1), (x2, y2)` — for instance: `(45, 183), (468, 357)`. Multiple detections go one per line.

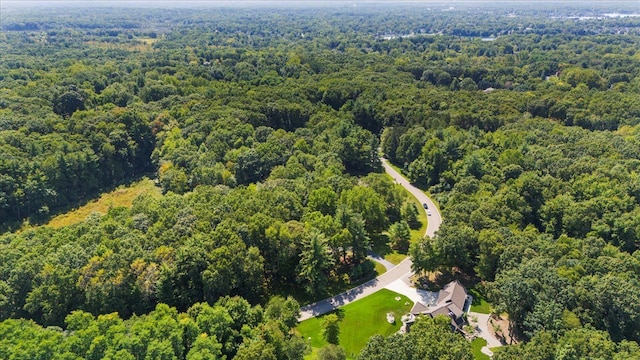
(46, 177), (161, 229)
(297, 289), (414, 359)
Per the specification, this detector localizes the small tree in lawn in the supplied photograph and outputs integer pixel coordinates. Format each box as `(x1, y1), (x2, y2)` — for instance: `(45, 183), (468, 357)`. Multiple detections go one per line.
(321, 314), (341, 345)
(318, 344), (346, 360)
(388, 221), (411, 253)
(402, 202), (420, 229)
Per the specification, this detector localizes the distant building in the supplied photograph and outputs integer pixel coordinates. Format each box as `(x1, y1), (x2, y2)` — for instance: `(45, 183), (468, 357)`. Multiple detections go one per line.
(409, 280), (470, 332)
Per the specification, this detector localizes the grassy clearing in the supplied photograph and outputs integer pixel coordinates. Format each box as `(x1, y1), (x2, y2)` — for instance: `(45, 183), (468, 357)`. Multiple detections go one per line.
(85, 37), (158, 53)
(374, 261), (387, 276)
(297, 289), (414, 359)
(469, 288), (492, 314)
(370, 234), (406, 265)
(471, 338), (490, 360)
(46, 178), (161, 229)
(384, 252), (407, 265)
(303, 348), (320, 360)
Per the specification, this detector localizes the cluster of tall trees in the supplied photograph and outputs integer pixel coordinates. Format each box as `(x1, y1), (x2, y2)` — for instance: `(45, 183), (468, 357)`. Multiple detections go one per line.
(2, 2), (640, 228)
(403, 120), (640, 344)
(494, 327), (640, 360)
(1, 1), (640, 358)
(1, 296), (307, 360)
(0, 107), (154, 224)
(357, 316), (473, 360)
(0, 170), (408, 327)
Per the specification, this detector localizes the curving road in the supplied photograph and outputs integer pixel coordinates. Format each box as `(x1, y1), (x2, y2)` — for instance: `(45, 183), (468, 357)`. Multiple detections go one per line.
(381, 158), (442, 239)
(298, 255), (413, 321)
(298, 157), (441, 321)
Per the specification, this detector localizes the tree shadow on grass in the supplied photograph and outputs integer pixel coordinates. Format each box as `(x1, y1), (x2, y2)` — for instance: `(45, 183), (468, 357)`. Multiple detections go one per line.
(318, 308), (346, 321)
(408, 218), (422, 230)
(370, 234), (392, 257)
(468, 289), (485, 305)
(300, 276), (380, 317)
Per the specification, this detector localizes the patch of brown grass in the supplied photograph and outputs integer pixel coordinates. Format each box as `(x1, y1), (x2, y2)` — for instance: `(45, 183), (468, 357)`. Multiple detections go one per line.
(489, 314), (515, 345)
(46, 178), (160, 229)
(84, 37), (158, 52)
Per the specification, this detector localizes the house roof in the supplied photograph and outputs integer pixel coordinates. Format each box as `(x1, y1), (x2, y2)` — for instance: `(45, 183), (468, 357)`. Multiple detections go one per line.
(410, 301), (429, 315)
(436, 280), (467, 311)
(421, 300), (463, 319)
(411, 280), (467, 319)
(408, 280), (468, 332)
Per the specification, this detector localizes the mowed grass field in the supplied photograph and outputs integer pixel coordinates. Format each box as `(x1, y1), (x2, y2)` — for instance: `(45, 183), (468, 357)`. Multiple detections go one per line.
(297, 289), (414, 359)
(46, 177), (161, 228)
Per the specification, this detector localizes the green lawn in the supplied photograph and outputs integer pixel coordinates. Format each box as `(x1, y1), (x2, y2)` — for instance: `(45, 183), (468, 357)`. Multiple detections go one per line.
(385, 172), (429, 244)
(297, 289), (414, 359)
(384, 252), (407, 265)
(468, 288), (492, 314)
(471, 338), (490, 360)
(404, 186), (429, 242)
(374, 261), (387, 276)
(370, 233), (405, 265)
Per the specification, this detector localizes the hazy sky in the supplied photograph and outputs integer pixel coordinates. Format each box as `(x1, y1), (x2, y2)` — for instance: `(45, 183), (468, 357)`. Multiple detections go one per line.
(2, 0), (638, 11)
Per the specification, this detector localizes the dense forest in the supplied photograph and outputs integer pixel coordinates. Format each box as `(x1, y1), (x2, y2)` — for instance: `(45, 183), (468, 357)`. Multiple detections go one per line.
(1, 1), (640, 359)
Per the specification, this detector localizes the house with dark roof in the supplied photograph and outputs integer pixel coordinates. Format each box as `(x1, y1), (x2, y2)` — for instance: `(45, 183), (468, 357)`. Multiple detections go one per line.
(408, 280), (470, 332)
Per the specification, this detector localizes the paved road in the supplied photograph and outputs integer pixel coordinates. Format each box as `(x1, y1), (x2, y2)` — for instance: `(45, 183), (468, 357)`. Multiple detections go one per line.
(299, 159), (503, 352)
(381, 158), (442, 238)
(367, 250), (395, 271)
(298, 157), (441, 321)
(298, 257), (413, 321)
